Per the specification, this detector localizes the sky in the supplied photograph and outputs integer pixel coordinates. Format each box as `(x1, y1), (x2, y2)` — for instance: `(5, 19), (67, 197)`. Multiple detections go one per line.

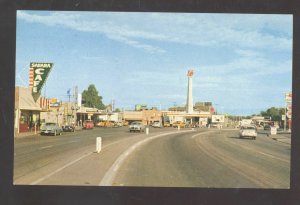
(15, 11), (293, 115)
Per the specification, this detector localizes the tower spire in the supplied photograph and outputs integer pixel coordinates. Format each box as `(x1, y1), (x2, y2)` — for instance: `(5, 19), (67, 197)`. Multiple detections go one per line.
(186, 69), (194, 114)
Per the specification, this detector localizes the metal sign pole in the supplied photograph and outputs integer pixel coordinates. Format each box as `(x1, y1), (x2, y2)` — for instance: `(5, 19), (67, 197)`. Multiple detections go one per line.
(284, 101), (287, 132)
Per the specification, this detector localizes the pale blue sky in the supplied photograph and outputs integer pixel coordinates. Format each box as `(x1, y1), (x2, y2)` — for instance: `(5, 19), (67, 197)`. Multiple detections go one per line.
(15, 11), (293, 115)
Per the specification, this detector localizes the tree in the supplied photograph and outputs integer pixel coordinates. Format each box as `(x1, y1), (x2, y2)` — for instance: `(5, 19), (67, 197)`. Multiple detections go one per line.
(115, 108), (121, 112)
(82, 84), (105, 110)
(260, 107), (285, 121)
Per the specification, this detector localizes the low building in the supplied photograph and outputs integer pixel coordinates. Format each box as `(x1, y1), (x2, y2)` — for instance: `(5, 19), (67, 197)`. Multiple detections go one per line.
(163, 110), (211, 126)
(122, 108), (162, 125)
(14, 86), (42, 134)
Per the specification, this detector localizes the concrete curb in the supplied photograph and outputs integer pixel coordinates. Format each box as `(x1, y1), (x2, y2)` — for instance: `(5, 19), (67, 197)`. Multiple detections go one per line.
(15, 132), (39, 138)
(267, 134), (291, 145)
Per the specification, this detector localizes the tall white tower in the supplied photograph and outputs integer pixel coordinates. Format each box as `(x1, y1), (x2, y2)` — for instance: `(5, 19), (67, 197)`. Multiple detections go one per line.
(186, 69), (194, 114)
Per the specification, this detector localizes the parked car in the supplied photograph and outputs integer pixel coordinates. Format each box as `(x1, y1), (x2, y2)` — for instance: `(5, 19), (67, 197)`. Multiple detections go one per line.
(40, 123), (63, 136)
(239, 125), (257, 140)
(83, 120), (94, 129)
(172, 121), (186, 128)
(152, 121), (162, 128)
(62, 125), (75, 132)
(163, 122), (171, 127)
(129, 121), (145, 132)
(264, 124), (271, 130)
(210, 123), (219, 128)
(114, 121), (123, 127)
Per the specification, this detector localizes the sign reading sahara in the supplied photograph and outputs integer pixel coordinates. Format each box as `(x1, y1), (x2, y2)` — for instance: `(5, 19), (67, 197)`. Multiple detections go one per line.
(30, 62), (53, 101)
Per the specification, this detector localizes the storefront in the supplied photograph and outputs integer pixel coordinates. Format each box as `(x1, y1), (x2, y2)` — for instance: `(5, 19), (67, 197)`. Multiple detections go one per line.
(15, 86), (42, 134)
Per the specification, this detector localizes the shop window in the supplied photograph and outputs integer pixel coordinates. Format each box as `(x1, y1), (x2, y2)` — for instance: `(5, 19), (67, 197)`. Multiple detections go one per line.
(20, 113), (28, 124)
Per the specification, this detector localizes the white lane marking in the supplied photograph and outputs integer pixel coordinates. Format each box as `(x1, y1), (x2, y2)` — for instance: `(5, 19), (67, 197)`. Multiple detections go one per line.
(227, 140), (289, 163)
(39, 145), (53, 150)
(68, 140), (78, 143)
(99, 130), (194, 186)
(30, 152), (93, 185)
(29, 138), (135, 185)
(191, 131), (217, 139)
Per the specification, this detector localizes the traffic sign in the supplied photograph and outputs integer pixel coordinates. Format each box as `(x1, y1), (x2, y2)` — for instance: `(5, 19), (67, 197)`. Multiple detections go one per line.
(285, 92), (292, 102)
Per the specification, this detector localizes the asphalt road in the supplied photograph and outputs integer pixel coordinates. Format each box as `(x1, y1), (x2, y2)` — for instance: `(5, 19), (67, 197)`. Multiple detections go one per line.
(14, 127), (290, 188)
(112, 129), (290, 188)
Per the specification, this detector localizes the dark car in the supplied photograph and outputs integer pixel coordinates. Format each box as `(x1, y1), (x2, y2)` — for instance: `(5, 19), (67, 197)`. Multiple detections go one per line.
(62, 125), (75, 132)
(264, 124), (271, 130)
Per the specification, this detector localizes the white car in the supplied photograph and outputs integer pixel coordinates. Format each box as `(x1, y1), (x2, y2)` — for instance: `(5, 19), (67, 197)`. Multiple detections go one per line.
(40, 123), (63, 136)
(129, 121), (145, 132)
(239, 126), (257, 140)
(152, 121), (162, 128)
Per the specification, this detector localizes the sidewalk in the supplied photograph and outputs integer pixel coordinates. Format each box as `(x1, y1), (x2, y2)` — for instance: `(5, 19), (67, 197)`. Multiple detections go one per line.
(267, 132), (291, 145)
(15, 126), (83, 138)
(15, 131), (39, 138)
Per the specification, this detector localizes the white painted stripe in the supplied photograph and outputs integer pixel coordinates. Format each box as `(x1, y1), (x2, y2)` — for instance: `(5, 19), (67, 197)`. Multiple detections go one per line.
(99, 130), (194, 186)
(30, 152), (93, 185)
(227, 140), (289, 163)
(39, 145), (53, 150)
(191, 130), (216, 138)
(29, 137), (136, 185)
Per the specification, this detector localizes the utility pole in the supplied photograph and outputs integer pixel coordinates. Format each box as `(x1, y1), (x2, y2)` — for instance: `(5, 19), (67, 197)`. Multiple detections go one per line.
(284, 100), (287, 131)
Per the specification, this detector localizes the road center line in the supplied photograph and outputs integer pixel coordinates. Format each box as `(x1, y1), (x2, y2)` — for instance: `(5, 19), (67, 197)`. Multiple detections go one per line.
(191, 130), (217, 138)
(29, 137), (145, 185)
(39, 145), (53, 150)
(227, 140), (289, 163)
(99, 130), (194, 186)
(30, 151), (93, 185)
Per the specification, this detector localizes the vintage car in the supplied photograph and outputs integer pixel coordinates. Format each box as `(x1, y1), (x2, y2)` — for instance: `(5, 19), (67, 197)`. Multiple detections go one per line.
(62, 125), (75, 132)
(172, 121), (186, 128)
(163, 122), (171, 127)
(83, 120), (94, 129)
(129, 121), (145, 132)
(239, 125), (257, 140)
(40, 123), (63, 136)
(152, 121), (162, 128)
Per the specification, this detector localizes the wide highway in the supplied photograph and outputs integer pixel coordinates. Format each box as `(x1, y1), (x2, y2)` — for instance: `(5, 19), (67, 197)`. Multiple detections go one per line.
(14, 126), (290, 188)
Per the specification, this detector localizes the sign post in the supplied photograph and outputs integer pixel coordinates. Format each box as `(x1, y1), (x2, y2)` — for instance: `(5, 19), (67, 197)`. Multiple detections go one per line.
(270, 127), (277, 135)
(285, 92), (292, 131)
(96, 137), (102, 153)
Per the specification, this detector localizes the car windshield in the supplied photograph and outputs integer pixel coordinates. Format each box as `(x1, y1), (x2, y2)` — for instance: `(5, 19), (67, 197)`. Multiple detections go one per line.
(244, 127), (256, 130)
(132, 122), (141, 125)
